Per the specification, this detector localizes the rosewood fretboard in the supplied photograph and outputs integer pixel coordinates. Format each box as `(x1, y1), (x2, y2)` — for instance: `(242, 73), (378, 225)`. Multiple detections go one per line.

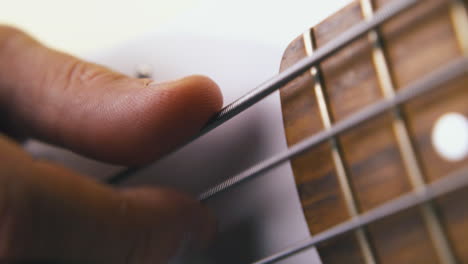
(279, 0), (468, 263)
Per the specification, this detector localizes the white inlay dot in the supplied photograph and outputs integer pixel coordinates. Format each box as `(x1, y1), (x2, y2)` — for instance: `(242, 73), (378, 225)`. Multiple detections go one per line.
(431, 112), (468, 162)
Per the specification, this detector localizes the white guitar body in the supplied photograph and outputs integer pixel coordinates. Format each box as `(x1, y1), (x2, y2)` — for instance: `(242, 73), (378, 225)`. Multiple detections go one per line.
(25, 0), (351, 263)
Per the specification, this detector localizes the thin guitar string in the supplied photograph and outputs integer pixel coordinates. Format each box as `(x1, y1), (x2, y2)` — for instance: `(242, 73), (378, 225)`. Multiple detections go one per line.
(252, 165), (468, 264)
(198, 58), (468, 200)
(108, 0), (421, 184)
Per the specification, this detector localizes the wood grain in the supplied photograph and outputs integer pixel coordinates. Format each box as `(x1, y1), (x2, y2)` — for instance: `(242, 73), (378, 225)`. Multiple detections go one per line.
(316, 233), (365, 264)
(375, 0), (466, 181)
(314, 0), (411, 213)
(279, 36), (350, 235)
(279, 7), (364, 263)
(405, 77), (468, 181)
(375, 0), (459, 88)
(367, 208), (439, 264)
(435, 187), (468, 263)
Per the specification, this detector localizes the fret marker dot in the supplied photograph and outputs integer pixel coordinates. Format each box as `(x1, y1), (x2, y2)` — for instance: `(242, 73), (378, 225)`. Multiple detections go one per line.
(432, 112), (468, 162)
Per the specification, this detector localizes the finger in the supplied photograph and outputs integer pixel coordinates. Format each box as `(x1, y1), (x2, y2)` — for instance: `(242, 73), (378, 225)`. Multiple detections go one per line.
(0, 136), (216, 264)
(0, 26), (223, 165)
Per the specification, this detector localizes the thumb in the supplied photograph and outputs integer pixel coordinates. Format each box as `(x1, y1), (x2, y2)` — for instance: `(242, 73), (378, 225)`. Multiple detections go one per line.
(0, 26), (223, 165)
(0, 136), (215, 264)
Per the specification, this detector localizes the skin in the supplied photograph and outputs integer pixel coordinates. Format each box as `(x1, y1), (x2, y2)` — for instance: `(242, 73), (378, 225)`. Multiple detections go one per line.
(0, 25), (222, 263)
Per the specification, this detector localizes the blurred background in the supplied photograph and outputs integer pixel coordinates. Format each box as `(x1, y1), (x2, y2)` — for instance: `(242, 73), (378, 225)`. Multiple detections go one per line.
(0, 0), (202, 55)
(0, 0), (351, 57)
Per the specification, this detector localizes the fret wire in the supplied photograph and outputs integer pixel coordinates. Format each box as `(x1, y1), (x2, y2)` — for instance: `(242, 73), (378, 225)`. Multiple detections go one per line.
(199, 58), (468, 201)
(450, 0), (468, 55)
(251, 165), (468, 264)
(107, 0), (421, 184)
(361, 1), (457, 264)
(303, 29), (377, 264)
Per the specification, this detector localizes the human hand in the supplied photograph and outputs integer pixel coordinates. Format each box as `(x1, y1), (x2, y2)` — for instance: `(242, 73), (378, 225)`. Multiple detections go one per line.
(0, 26), (222, 263)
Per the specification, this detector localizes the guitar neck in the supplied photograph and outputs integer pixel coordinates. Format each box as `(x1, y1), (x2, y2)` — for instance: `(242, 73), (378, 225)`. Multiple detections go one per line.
(279, 0), (468, 263)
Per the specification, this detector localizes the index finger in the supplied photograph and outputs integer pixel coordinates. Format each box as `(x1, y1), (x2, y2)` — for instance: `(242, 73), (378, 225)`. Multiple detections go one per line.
(0, 26), (223, 165)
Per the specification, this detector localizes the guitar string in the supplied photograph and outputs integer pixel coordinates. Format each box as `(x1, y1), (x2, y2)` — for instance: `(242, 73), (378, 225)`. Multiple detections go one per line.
(198, 57), (468, 200)
(199, 58), (468, 201)
(251, 165), (468, 264)
(361, 0), (457, 263)
(199, 56), (468, 201)
(108, 0), (420, 184)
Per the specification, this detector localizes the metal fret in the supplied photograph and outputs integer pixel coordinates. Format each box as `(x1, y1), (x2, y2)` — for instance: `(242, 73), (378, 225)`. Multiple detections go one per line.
(303, 29), (376, 264)
(108, 0), (421, 184)
(360, 1), (457, 264)
(252, 165), (468, 264)
(450, 0), (468, 55)
(199, 58), (468, 201)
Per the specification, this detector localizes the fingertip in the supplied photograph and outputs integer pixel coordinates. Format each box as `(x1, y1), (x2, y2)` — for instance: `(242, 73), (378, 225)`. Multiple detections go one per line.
(185, 75), (224, 111)
(115, 75), (223, 165)
(151, 75), (223, 117)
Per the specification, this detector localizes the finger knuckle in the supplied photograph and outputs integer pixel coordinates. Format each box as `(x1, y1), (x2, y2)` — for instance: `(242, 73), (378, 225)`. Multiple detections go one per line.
(61, 59), (121, 91)
(0, 26), (27, 54)
(63, 60), (97, 90)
